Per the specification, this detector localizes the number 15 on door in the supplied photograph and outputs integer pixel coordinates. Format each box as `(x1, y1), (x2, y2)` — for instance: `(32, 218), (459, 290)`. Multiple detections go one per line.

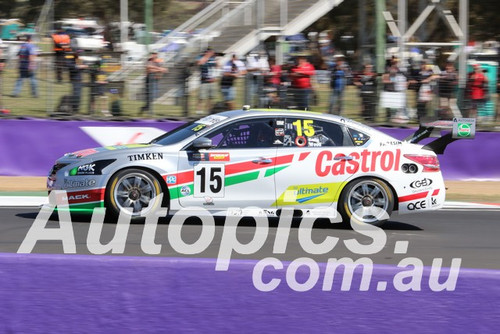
(193, 164), (225, 198)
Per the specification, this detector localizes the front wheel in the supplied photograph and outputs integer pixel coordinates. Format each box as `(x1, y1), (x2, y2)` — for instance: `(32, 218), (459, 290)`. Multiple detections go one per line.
(338, 178), (394, 227)
(105, 168), (166, 221)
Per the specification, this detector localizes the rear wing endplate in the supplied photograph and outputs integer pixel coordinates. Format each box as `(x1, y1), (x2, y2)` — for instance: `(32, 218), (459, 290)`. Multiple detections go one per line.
(404, 118), (476, 154)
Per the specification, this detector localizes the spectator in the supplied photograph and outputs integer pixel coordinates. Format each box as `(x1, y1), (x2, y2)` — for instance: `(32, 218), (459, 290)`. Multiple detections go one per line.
(12, 35), (38, 98)
(220, 54), (246, 110)
(438, 62), (460, 118)
(290, 54), (315, 110)
(140, 52), (168, 115)
(354, 64), (377, 121)
(88, 58), (109, 116)
(329, 54), (349, 115)
(264, 56), (282, 107)
(467, 63), (488, 118)
(68, 51), (88, 114)
(413, 63), (437, 120)
(196, 48), (218, 114)
(382, 62), (408, 122)
(245, 50), (269, 107)
(52, 26), (71, 83)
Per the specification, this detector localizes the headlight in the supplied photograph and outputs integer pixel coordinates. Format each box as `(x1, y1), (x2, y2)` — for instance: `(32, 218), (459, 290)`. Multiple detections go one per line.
(69, 159), (115, 176)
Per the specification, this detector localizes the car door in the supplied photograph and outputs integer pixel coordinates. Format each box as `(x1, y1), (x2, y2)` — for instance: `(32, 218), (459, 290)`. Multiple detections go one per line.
(176, 117), (283, 209)
(273, 116), (359, 209)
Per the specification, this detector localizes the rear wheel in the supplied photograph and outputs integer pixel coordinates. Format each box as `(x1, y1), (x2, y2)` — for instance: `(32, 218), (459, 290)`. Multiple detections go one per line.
(339, 178), (394, 227)
(105, 168), (166, 221)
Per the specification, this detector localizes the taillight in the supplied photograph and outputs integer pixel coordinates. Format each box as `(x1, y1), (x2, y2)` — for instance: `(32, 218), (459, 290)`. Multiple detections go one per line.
(403, 154), (440, 172)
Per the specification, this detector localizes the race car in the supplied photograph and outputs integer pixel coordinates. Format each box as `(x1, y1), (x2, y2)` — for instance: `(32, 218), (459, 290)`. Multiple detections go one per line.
(47, 108), (472, 226)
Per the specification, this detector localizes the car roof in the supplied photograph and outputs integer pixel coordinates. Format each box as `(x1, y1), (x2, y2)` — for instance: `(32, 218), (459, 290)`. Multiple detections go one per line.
(213, 108), (380, 135)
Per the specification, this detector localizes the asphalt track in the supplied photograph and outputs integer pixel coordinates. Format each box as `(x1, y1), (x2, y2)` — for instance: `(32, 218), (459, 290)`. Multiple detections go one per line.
(0, 207), (499, 270)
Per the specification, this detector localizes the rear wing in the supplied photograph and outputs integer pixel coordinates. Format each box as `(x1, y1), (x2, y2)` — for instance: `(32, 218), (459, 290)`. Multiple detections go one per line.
(404, 118), (476, 154)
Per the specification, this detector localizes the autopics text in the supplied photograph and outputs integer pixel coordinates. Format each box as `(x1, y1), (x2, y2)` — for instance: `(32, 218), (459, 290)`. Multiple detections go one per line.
(18, 191), (461, 292)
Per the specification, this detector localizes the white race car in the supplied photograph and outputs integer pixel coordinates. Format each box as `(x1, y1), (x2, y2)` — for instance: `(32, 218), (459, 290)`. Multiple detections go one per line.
(48, 109), (473, 226)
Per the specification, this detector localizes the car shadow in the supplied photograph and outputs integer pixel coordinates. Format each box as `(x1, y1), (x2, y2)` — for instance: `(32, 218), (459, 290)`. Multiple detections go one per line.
(16, 212), (422, 231)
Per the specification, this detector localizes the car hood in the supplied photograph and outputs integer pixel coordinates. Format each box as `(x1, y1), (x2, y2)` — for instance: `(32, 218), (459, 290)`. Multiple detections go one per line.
(63, 144), (153, 159)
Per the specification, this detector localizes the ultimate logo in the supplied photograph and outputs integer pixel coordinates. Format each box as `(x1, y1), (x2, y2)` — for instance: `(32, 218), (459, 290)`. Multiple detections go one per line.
(274, 183), (341, 206)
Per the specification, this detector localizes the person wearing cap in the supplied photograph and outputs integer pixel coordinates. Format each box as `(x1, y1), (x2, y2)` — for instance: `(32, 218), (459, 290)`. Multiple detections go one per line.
(12, 34), (38, 98)
(467, 63), (488, 118)
(196, 48), (218, 114)
(140, 51), (168, 115)
(290, 54), (315, 110)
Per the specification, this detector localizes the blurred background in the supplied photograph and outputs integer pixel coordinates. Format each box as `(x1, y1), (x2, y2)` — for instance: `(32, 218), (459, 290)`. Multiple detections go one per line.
(0, 0), (497, 126)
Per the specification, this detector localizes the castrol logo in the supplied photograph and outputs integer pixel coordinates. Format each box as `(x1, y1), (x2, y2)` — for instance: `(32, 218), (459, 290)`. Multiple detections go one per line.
(315, 149), (401, 176)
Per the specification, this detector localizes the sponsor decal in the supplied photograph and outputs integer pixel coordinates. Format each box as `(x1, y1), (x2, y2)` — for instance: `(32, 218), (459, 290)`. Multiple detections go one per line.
(188, 152), (208, 161)
(53, 188), (104, 205)
(63, 179), (97, 189)
(276, 120), (284, 126)
(197, 115), (227, 125)
(295, 136), (307, 147)
(273, 139), (283, 145)
(292, 185), (329, 203)
(166, 176), (177, 184)
(127, 153), (164, 161)
(283, 135), (294, 146)
(452, 117), (476, 139)
(191, 124), (207, 132)
(275, 182), (342, 206)
(316, 149), (401, 176)
(431, 197), (438, 206)
(209, 153), (230, 161)
(380, 140), (402, 147)
(275, 128), (285, 136)
(410, 178), (433, 189)
(407, 200), (427, 210)
(180, 186), (191, 196)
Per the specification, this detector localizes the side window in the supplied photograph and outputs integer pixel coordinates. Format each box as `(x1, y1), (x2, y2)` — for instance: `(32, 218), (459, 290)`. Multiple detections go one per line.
(205, 119), (277, 149)
(282, 118), (345, 147)
(348, 128), (370, 146)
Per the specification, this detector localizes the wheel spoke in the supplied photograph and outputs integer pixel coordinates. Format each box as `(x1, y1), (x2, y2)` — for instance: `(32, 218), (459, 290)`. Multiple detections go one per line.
(139, 184), (152, 194)
(133, 201), (142, 212)
(352, 191), (364, 201)
(123, 198), (133, 207)
(139, 195), (151, 205)
(361, 184), (370, 196)
(122, 179), (133, 191)
(370, 187), (381, 198)
(133, 176), (142, 188)
(116, 190), (129, 199)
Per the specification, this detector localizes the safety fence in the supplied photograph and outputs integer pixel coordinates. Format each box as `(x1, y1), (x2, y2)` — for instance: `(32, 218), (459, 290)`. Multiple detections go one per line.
(0, 50), (498, 123)
(0, 118), (498, 180)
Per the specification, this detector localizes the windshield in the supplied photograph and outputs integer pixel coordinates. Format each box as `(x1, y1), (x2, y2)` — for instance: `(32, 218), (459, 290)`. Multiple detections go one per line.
(150, 114), (228, 146)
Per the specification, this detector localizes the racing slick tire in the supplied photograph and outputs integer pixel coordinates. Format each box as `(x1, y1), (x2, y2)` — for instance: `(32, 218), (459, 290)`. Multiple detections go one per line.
(105, 168), (167, 222)
(338, 177), (394, 227)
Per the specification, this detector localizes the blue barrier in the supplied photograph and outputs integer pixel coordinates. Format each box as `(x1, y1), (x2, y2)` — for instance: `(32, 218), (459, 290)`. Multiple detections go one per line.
(0, 118), (498, 180)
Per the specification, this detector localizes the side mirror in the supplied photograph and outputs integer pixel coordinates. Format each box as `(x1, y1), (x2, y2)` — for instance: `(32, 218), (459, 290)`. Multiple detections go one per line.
(192, 137), (213, 150)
